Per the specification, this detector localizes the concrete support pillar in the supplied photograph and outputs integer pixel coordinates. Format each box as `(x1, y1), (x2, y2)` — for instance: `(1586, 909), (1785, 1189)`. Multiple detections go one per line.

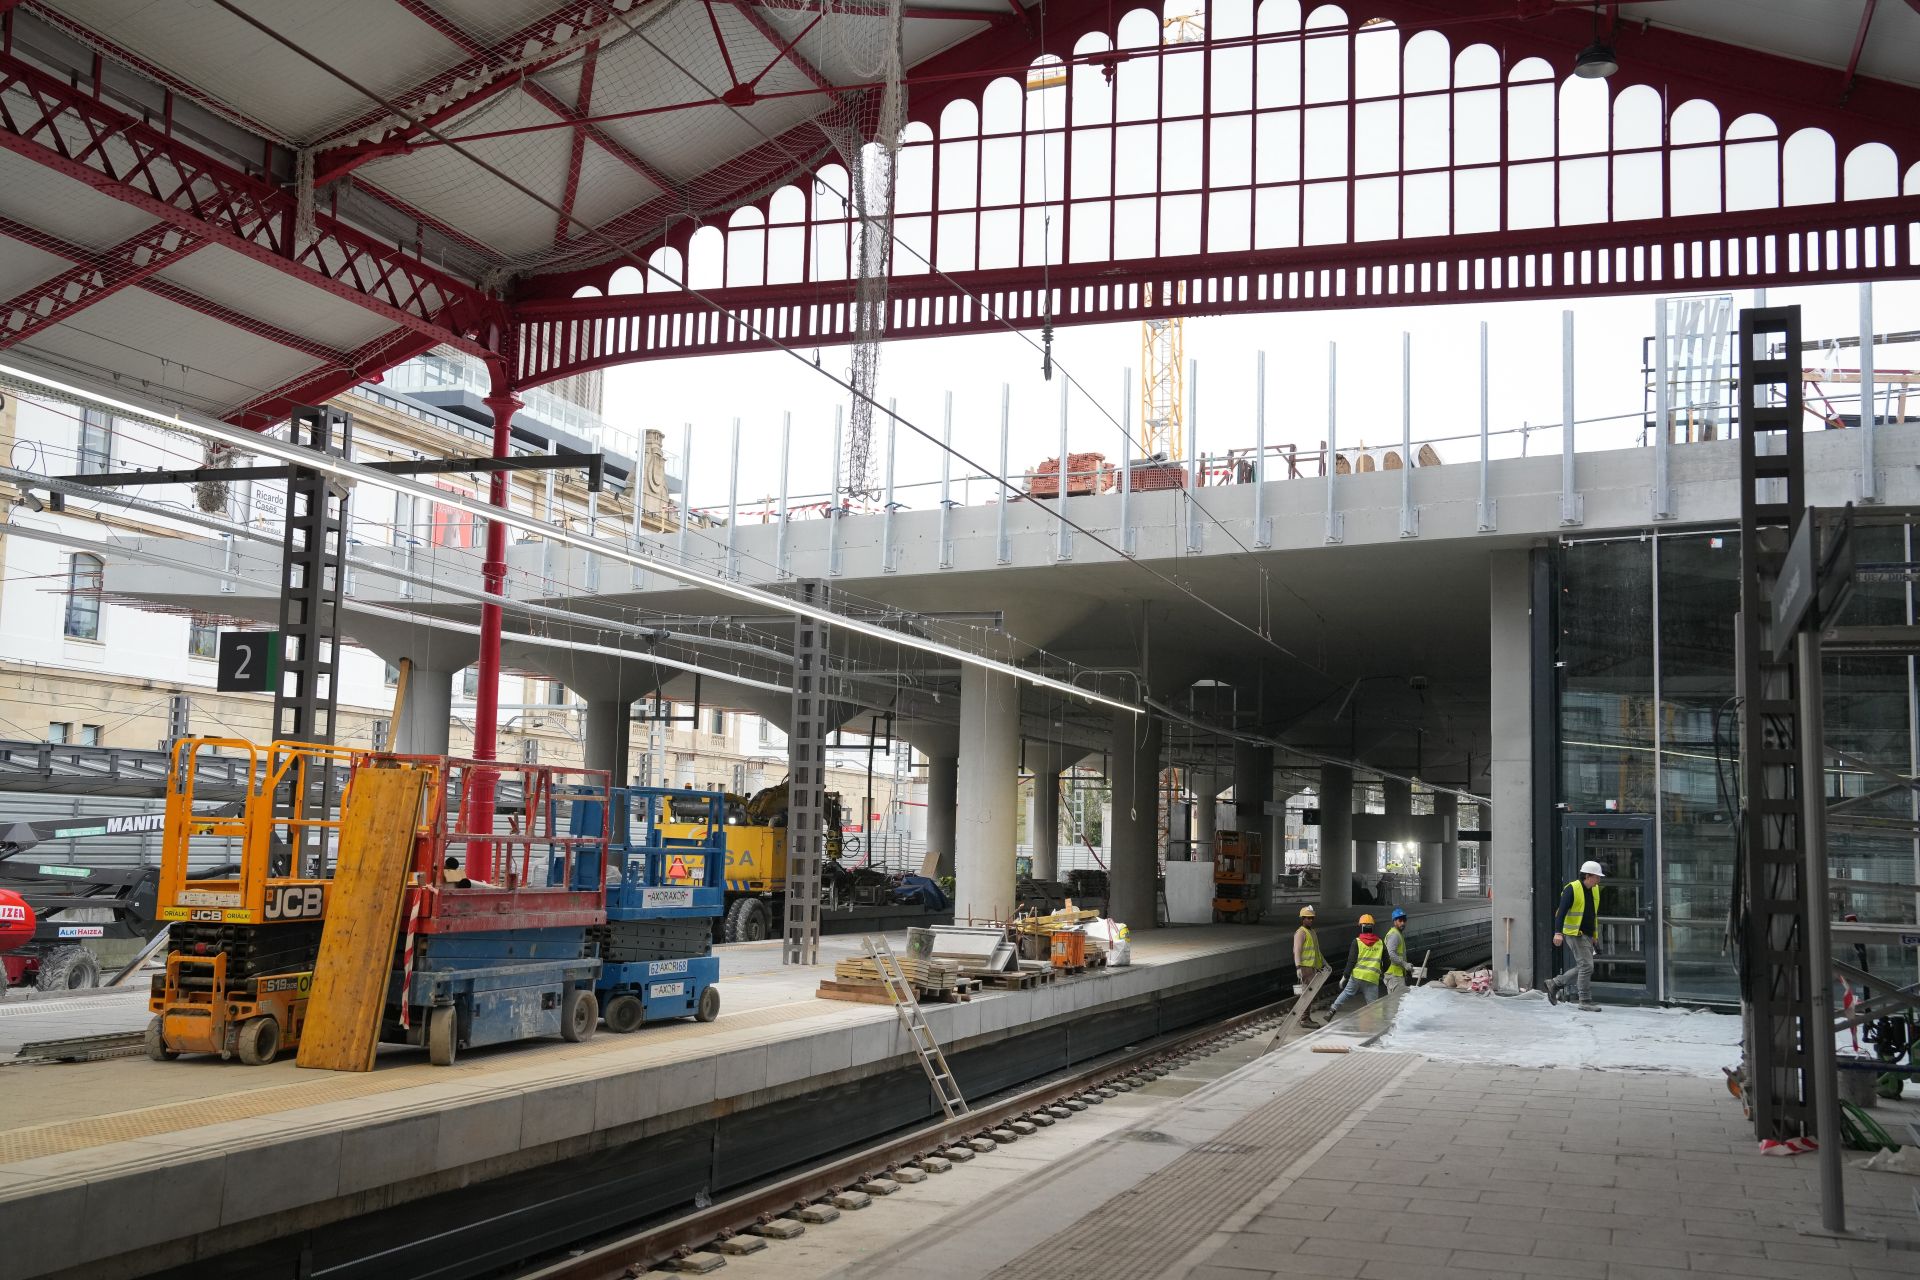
(1354, 781), (1380, 879)
(1109, 709), (1162, 930)
(1232, 742), (1272, 841)
(956, 666), (1019, 922)
(396, 668), (455, 755)
(927, 755), (958, 879)
(583, 698), (632, 782)
(1192, 772), (1217, 861)
(1382, 777), (1409, 887)
(1317, 764), (1354, 911)
(1489, 550), (1537, 986)
(1030, 768), (1061, 881)
(1436, 792), (1460, 901)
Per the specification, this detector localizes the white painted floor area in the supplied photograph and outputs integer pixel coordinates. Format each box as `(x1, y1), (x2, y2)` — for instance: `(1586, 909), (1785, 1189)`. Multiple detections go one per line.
(1375, 985), (1745, 1078)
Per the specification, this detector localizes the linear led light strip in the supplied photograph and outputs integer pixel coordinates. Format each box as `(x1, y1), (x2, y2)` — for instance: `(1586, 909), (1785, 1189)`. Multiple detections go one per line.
(0, 362), (1140, 715)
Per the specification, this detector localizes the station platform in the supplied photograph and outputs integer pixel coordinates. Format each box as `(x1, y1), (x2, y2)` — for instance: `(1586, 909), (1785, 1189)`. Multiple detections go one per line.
(0, 924), (1290, 1280)
(707, 987), (1918, 1280)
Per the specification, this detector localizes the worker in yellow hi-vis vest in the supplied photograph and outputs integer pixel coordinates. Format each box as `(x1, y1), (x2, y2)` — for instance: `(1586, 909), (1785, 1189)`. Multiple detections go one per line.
(1544, 860), (1606, 1012)
(1330, 914), (1386, 1014)
(1294, 905), (1329, 1025)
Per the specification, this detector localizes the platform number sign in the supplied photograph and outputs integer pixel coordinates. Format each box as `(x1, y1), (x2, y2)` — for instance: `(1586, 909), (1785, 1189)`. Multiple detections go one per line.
(217, 631), (281, 693)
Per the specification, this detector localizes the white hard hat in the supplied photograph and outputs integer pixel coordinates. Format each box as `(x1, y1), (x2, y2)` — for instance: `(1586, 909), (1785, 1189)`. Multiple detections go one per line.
(1579, 860), (1606, 878)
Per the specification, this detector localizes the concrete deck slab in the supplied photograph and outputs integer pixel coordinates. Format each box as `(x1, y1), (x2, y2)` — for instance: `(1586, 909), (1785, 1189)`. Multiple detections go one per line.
(0, 926), (1288, 1280)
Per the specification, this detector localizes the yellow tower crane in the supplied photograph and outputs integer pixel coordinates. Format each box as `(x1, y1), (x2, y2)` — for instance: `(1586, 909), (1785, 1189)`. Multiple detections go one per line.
(1138, 13), (1205, 461)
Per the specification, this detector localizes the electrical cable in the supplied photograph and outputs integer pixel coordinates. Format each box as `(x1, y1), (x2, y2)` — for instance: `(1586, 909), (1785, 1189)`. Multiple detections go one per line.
(199, 0), (1320, 686)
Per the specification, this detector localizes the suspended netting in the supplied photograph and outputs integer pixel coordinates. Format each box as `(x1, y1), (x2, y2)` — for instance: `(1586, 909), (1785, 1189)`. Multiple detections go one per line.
(42, 0), (911, 491)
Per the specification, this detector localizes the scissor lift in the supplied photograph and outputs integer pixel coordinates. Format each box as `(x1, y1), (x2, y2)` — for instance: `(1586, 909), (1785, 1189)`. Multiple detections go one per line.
(579, 787), (724, 1032)
(146, 737), (361, 1064)
(383, 758), (609, 1066)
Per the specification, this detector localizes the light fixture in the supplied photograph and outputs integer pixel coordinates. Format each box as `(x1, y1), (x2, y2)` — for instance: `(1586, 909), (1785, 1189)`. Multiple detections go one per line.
(1574, 41), (1618, 79)
(1574, 4), (1617, 80)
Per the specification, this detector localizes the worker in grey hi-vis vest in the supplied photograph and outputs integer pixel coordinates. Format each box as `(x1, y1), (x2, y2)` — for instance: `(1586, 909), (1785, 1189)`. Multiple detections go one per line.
(1544, 860), (1606, 1012)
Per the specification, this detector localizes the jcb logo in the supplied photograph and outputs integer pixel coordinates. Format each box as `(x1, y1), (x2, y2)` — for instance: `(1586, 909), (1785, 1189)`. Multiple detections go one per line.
(264, 885), (325, 921)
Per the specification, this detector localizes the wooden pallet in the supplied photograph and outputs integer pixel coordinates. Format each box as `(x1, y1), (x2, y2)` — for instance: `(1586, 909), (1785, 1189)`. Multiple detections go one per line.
(817, 977), (979, 1005)
(964, 967), (1043, 989)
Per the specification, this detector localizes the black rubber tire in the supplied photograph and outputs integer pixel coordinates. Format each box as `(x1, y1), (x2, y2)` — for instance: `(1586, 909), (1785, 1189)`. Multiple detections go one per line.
(144, 1015), (177, 1062)
(35, 945), (100, 992)
(724, 896), (771, 943)
(604, 993), (644, 1034)
(696, 984), (721, 1023)
(561, 986), (597, 1042)
(428, 1005), (458, 1066)
(236, 1015), (281, 1066)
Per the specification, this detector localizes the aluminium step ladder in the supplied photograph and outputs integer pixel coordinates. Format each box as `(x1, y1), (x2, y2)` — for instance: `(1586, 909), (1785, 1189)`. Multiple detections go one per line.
(863, 935), (969, 1118)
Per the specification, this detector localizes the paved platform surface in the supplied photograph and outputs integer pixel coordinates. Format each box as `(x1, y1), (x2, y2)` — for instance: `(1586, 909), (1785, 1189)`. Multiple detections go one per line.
(757, 995), (1919, 1280)
(0, 924), (1287, 1280)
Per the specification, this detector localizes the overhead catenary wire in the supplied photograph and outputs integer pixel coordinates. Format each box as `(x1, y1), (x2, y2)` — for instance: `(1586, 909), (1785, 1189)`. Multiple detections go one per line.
(197, 0), (1320, 688)
(0, 366), (1139, 715)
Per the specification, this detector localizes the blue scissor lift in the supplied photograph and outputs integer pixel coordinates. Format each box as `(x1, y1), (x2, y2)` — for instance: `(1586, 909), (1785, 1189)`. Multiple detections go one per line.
(566, 787), (724, 1032)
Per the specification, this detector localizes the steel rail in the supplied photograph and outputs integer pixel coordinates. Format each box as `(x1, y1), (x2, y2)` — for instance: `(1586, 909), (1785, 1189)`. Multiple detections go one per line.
(518, 995), (1294, 1279)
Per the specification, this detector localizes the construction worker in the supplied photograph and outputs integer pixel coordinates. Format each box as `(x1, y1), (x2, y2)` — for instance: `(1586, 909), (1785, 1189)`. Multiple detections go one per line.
(1383, 907), (1410, 995)
(1545, 860), (1606, 1011)
(1293, 906), (1327, 1025)
(1330, 913), (1386, 1014)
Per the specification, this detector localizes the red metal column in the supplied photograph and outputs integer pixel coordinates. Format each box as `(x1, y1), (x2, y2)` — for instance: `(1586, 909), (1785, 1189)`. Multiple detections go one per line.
(465, 380), (522, 882)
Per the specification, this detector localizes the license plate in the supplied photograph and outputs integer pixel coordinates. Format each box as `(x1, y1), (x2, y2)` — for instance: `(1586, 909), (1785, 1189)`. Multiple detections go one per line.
(649, 981), (686, 998)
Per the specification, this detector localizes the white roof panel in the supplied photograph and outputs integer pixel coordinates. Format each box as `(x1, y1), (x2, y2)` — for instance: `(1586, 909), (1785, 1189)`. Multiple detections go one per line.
(41, 0), (471, 143)
(1621, 0), (1920, 89)
(15, 289), (323, 418)
(152, 247), (394, 354)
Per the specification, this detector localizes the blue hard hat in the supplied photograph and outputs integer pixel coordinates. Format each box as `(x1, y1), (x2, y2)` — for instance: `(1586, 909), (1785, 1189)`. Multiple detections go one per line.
(1391, 908), (1407, 920)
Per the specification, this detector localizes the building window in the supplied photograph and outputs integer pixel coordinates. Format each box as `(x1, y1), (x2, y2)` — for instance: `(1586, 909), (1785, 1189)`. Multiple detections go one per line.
(77, 409), (112, 475)
(732, 763), (746, 794)
(47, 722), (71, 744)
(64, 553), (103, 640)
(462, 666), (479, 698)
(710, 708), (726, 736)
(547, 680), (567, 705)
(520, 738), (540, 764)
(756, 717), (771, 746)
(188, 618), (217, 659)
(371, 718), (390, 751)
(383, 661), (400, 687)
(78, 725), (101, 746)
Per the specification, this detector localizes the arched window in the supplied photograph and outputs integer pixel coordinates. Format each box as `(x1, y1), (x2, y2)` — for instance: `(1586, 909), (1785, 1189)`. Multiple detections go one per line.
(65, 553), (102, 640)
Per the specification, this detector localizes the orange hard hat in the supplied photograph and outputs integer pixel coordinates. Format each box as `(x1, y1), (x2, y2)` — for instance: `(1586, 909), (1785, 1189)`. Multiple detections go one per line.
(1357, 913), (1376, 926)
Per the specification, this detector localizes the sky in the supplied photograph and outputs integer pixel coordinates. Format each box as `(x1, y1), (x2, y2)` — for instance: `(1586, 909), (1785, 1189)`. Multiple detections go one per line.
(612, 280), (1918, 517)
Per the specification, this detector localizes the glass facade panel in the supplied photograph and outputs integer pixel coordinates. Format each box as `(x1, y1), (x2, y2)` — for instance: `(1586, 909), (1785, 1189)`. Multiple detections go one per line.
(1821, 522), (1917, 985)
(1559, 541), (1656, 817)
(1557, 540), (1656, 994)
(1554, 525), (1918, 1005)
(1657, 533), (1741, 1002)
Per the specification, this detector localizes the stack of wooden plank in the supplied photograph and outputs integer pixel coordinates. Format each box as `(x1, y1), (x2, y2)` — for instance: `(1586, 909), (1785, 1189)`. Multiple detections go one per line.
(1013, 905), (1099, 937)
(818, 954), (979, 1004)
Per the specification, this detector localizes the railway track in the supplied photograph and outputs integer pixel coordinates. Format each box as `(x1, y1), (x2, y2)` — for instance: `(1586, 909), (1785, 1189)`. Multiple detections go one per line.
(518, 996), (1300, 1280)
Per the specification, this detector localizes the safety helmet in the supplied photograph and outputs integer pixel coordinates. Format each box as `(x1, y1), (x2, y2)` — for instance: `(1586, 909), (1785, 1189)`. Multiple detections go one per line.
(1357, 913), (1375, 926)
(1579, 860), (1607, 878)
(1299, 905), (1316, 918)
(1391, 908), (1407, 921)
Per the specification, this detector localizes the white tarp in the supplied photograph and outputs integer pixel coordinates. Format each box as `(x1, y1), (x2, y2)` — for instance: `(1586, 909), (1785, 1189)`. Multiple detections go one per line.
(1376, 985), (1743, 1078)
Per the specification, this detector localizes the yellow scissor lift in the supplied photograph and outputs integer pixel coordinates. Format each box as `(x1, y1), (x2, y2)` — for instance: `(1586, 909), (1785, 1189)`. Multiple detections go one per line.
(147, 737), (362, 1065)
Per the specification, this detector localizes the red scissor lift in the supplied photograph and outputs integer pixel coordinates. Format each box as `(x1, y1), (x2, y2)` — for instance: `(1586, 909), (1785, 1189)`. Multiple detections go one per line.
(383, 757), (610, 1066)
